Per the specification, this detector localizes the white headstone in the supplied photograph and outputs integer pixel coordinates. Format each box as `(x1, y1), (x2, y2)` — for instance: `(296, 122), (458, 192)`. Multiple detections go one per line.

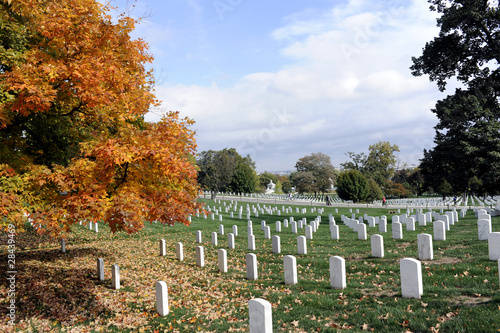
(445, 211), (455, 225)
(406, 217), (416, 231)
(176, 242), (183, 261)
(329, 256), (346, 289)
(275, 221), (281, 232)
(441, 215), (450, 231)
(417, 214), (426, 226)
(196, 230), (202, 243)
(155, 281), (169, 316)
(248, 234), (256, 251)
(97, 258), (104, 281)
(246, 253), (258, 280)
(400, 258), (423, 299)
(249, 298), (272, 333)
(264, 226), (271, 239)
(379, 219), (387, 233)
(228, 233), (235, 249)
(392, 222), (403, 239)
(305, 225), (313, 240)
(232, 225), (238, 236)
(284, 255), (297, 285)
(291, 221), (298, 234)
(433, 220), (446, 241)
(61, 239), (66, 253)
(112, 264), (120, 290)
(478, 219), (492, 241)
(219, 224), (224, 235)
(488, 232), (500, 260)
(159, 239), (166, 256)
(297, 236), (307, 255)
(371, 234), (384, 258)
(330, 224), (339, 240)
(211, 232), (218, 246)
(218, 249), (227, 273)
(358, 223), (367, 240)
(417, 233), (433, 260)
(272, 235), (281, 254)
(196, 246), (204, 267)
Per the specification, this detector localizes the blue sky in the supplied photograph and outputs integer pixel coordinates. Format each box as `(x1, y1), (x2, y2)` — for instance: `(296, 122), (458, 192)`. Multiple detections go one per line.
(107, 0), (448, 172)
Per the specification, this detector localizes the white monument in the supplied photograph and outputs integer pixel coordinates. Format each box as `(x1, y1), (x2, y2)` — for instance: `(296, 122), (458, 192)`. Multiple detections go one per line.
(265, 180), (276, 194)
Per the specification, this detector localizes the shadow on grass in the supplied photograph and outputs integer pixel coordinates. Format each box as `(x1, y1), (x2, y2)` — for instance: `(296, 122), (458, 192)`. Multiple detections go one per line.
(0, 246), (115, 325)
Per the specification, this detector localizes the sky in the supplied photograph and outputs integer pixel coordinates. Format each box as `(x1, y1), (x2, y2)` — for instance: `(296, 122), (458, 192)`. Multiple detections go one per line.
(106, 0), (450, 172)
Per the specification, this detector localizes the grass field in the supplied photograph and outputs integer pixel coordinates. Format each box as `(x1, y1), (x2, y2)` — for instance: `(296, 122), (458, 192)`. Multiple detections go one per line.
(1, 199), (500, 332)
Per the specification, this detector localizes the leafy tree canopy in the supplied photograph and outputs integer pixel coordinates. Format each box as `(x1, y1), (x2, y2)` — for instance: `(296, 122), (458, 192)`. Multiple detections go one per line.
(412, 0), (500, 196)
(0, 0), (201, 236)
(293, 152), (337, 195)
(340, 141), (400, 187)
(336, 169), (368, 202)
(197, 148), (257, 198)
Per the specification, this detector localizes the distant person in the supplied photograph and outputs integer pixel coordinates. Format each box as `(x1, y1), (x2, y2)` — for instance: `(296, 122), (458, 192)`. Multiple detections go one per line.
(382, 197), (386, 206)
(453, 197), (457, 205)
(326, 195), (331, 206)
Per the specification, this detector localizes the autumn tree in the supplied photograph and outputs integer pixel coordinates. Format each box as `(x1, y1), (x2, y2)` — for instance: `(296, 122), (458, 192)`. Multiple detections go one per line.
(0, 0), (202, 237)
(411, 0), (500, 196)
(392, 167), (425, 196)
(293, 152), (337, 196)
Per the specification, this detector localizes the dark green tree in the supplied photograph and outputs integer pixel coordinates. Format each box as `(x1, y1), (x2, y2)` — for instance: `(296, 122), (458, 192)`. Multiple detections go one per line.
(411, 0), (500, 196)
(293, 152), (336, 196)
(197, 148), (257, 198)
(290, 171), (315, 194)
(231, 158), (258, 194)
(366, 178), (384, 202)
(336, 169), (368, 202)
(281, 178), (292, 194)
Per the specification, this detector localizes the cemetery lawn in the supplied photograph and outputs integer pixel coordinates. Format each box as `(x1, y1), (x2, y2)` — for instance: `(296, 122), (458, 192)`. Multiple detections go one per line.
(1, 199), (500, 332)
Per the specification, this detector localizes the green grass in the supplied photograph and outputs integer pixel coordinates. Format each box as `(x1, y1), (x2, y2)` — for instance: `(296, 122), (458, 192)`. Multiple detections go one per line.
(2, 199), (500, 332)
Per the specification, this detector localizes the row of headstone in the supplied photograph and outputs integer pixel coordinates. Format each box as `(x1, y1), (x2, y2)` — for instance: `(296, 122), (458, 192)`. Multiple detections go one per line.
(95, 258), (120, 289)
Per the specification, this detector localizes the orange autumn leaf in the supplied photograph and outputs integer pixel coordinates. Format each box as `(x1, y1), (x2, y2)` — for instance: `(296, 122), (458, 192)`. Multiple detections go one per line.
(0, 0), (202, 236)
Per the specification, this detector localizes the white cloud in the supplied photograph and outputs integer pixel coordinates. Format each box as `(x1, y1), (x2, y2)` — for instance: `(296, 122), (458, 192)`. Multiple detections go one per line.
(147, 0), (444, 171)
